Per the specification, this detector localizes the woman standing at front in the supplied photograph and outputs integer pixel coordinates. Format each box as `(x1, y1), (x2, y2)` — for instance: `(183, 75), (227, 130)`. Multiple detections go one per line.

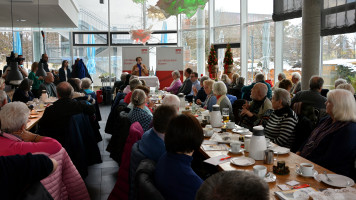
(28, 62), (44, 98)
(131, 57), (148, 76)
(59, 60), (71, 82)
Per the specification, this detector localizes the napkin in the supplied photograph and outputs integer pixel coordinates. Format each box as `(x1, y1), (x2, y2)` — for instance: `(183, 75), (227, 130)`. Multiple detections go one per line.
(204, 155), (230, 166)
(309, 187), (356, 200)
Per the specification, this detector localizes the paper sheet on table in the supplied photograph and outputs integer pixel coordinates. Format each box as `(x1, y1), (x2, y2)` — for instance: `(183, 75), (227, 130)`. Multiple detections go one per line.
(202, 140), (217, 145)
(204, 154), (230, 166)
(201, 144), (229, 151)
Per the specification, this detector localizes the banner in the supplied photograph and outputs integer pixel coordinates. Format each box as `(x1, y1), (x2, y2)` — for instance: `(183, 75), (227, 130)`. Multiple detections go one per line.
(122, 47), (150, 73)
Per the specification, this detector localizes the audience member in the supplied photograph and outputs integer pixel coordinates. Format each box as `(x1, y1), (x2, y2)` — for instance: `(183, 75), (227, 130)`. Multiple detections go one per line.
(290, 72), (301, 94)
(71, 59), (92, 80)
(337, 83), (355, 100)
(12, 78), (34, 103)
(39, 53), (49, 72)
(213, 81), (234, 120)
(230, 73), (240, 88)
(163, 70), (182, 95)
(186, 72), (200, 102)
(112, 72), (128, 94)
(178, 68), (193, 95)
(229, 76), (245, 99)
(128, 85), (153, 116)
(0, 78), (10, 103)
(291, 76), (327, 109)
(39, 72), (57, 97)
(264, 88), (298, 148)
(140, 79), (146, 86)
(121, 74), (132, 93)
(138, 105), (177, 162)
(194, 76), (208, 104)
(278, 79), (293, 93)
(59, 60), (71, 82)
(221, 74), (231, 88)
(241, 73), (272, 100)
(162, 94), (180, 111)
(155, 114), (204, 200)
(197, 79), (217, 111)
(273, 72), (286, 91)
(334, 78), (347, 88)
(124, 78), (142, 104)
(299, 89), (356, 180)
(82, 77), (95, 96)
(131, 57), (148, 76)
(196, 171), (269, 200)
(28, 62), (44, 98)
(67, 78), (95, 105)
(127, 89), (153, 132)
(0, 91), (7, 108)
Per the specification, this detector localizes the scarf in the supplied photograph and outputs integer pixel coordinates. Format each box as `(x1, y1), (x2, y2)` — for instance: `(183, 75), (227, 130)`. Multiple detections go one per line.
(203, 92), (213, 109)
(137, 64), (142, 76)
(300, 116), (350, 157)
(216, 94), (227, 105)
(0, 130), (22, 142)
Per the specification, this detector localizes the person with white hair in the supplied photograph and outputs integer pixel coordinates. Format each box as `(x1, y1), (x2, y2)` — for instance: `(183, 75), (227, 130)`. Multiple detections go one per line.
(198, 79), (217, 111)
(220, 74), (231, 88)
(38, 72), (57, 97)
(334, 78), (347, 88)
(112, 72), (129, 94)
(272, 72), (286, 91)
(0, 90), (8, 108)
(290, 72), (301, 94)
(241, 73), (272, 101)
(299, 89), (356, 180)
(128, 89), (153, 132)
(162, 94), (180, 111)
(213, 81), (234, 120)
(336, 83), (355, 95)
(163, 70), (182, 95)
(264, 88), (298, 148)
(124, 78), (142, 104)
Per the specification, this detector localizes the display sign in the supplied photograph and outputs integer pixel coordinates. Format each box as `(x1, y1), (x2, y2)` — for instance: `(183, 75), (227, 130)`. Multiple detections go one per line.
(122, 47), (150, 73)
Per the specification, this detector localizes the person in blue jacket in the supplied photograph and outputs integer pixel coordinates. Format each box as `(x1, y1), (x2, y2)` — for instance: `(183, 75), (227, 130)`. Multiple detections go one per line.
(241, 73), (272, 101)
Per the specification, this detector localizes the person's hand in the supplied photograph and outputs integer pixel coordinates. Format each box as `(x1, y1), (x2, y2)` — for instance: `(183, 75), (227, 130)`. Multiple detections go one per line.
(196, 99), (202, 105)
(135, 67), (139, 72)
(163, 87), (167, 91)
(241, 108), (253, 117)
(193, 86), (198, 96)
(12, 130), (36, 142)
(39, 76), (44, 80)
(242, 101), (250, 110)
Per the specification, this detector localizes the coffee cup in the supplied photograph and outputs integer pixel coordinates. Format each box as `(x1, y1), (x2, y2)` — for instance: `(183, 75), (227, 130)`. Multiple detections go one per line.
(203, 127), (214, 137)
(253, 165), (267, 178)
(230, 142), (241, 153)
(227, 121), (235, 129)
(300, 163), (314, 176)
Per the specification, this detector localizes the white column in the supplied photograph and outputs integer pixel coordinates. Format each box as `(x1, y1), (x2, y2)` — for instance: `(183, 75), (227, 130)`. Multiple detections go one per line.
(274, 21), (283, 84)
(197, 8), (205, 75)
(209, 0), (215, 45)
(240, 0), (248, 79)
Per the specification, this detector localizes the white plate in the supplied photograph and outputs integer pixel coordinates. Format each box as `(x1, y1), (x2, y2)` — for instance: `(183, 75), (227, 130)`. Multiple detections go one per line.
(228, 148), (245, 154)
(296, 168), (318, 177)
(230, 157), (255, 166)
(236, 129), (251, 135)
(269, 146), (290, 154)
(319, 174), (355, 188)
(213, 128), (222, 132)
(264, 173), (277, 182)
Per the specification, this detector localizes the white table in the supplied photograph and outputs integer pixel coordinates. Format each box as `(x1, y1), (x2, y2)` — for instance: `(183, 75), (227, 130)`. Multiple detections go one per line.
(139, 76), (160, 88)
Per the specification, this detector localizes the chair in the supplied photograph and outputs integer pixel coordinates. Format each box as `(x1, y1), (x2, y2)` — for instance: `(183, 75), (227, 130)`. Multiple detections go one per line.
(129, 142), (148, 200)
(135, 159), (165, 200)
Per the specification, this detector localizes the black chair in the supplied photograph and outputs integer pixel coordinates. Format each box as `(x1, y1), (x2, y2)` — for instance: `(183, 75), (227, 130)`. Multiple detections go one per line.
(135, 159), (165, 200)
(129, 142), (147, 200)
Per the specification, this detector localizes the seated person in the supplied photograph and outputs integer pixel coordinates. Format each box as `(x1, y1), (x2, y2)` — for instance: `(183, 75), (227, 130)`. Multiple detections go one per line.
(121, 74), (132, 93)
(81, 77), (96, 97)
(123, 78), (141, 104)
(299, 89), (356, 180)
(229, 73), (240, 89)
(38, 82), (95, 144)
(162, 94), (180, 111)
(0, 90), (8, 109)
(220, 74), (231, 88)
(39, 72), (57, 97)
(336, 83), (355, 100)
(239, 83), (272, 130)
(194, 76), (208, 104)
(196, 171), (269, 200)
(242, 73), (272, 100)
(128, 89), (153, 132)
(290, 72), (302, 95)
(264, 88), (298, 148)
(278, 79), (293, 93)
(228, 77), (245, 99)
(138, 105), (177, 162)
(163, 70), (182, 95)
(112, 72), (128, 94)
(68, 78), (95, 105)
(178, 68), (193, 95)
(334, 78), (347, 88)
(213, 81), (234, 119)
(197, 79), (217, 111)
(186, 72), (201, 102)
(291, 76), (327, 110)
(272, 72), (286, 91)
(155, 114), (204, 200)
(128, 85), (153, 116)
(12, 78), (34, 103)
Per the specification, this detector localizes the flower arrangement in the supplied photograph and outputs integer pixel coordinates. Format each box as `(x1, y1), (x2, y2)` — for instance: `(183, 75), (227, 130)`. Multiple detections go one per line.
(223, 43), (233, 74)
(207, 45), (218, 76)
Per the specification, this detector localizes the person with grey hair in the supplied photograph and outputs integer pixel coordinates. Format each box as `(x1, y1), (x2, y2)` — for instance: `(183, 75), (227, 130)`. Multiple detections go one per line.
(163, 70), (182, 95)
(162, 94), (180, 111)
(0, 90), (8, 108)
(229, 76), (245, 99)
(291, 75), (327, 109)
(12, 78), (34, 103)
(194, 76), (209, 104)
(241, 73), (272, 101)
(124, 78), (142, 104)
(220, 74), (231, 88)
(334, 78), (347, 88)
(264, 88), (298, 148)
(213, 81), (234, 120)
(290, 72), (302, 94)
(112, 72), (129, 94)
(196, 171), (269, 200)
(128, 89), (153, 132)
(38, 72), (57, 97)
(273, 72), (286, 91)
(337, 83), (355, 94)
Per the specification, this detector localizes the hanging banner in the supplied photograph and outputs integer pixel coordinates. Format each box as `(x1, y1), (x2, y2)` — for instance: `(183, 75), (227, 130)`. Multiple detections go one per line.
(156, 47), (184, 89)
(122, 47), (150, 73)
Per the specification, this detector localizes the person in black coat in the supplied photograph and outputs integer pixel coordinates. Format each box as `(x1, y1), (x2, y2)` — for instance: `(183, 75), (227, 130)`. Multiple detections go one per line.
(12, 78), (34, 103)
(178, 68), (193, 95)
(38, 53), (49, 72)
(59, 60), (71, 82)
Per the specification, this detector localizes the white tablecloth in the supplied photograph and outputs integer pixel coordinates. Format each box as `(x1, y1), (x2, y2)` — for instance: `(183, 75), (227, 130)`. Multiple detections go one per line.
(139, 76), (160, 88)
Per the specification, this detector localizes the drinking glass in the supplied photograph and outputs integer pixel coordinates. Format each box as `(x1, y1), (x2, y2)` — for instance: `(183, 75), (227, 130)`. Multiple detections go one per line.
(222, 108), (230, 127)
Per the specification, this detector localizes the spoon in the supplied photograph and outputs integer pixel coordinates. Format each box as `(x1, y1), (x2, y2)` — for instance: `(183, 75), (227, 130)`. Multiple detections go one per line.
(323, 171), (333, 182)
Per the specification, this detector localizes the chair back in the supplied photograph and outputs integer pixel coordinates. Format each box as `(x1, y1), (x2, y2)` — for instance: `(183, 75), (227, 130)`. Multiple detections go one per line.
(129, 142), (147, 200)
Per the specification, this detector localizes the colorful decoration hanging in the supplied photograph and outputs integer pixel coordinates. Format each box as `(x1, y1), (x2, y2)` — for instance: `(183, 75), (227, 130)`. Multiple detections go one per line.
(130, 28), (153, 45)
(156, 0), (209, 18)
(223, 43), (233, 74)
(207, 45), (218, 76)
(147, 6), (167, 20)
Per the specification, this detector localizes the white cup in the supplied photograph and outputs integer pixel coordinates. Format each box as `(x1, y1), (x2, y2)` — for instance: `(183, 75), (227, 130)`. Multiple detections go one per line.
(227, 121), (235, 129)
(203, 127), (214, 137)
(244, 138), (251, 152)
(300, 163), (314, 176)
(253, 165), (267, 178)
(230, 142), (241, 153)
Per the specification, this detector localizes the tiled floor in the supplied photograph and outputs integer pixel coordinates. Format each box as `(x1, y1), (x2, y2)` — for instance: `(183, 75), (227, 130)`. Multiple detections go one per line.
(85, 105), (119, 200)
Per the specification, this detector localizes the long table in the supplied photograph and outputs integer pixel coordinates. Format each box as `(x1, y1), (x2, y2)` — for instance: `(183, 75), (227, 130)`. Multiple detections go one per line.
(26, 111), (44, 130)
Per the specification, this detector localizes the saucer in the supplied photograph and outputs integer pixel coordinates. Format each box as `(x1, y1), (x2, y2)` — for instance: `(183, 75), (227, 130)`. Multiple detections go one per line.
(264, 172), (276, 182)
(296, 168), (318, 177)
(269, 146), (290, 154)
(228, 148), (245, 154)
(230, 157), (255, 166)
(319, 174), (355, 187)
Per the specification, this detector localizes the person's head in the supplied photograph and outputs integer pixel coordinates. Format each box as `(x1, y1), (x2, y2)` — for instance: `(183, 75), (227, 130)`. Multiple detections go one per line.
(200, 76), (209, 87)
(140, 79), (146, 86)
(190, 72), (198, 82)
(0, 90), (8, 108)
(196, 171), (269, 200)
(334, 78), (347, 88)
(236, 77), (245, 85)
(56, 82), (74, 99)
(124, 74), (132, 85)
(204, 80), (215, 95)
(0, 78), (5, 90)
(18, 78), (33, 92)
(153, 105), (177, 134)
(221, 74), (230, 84)
(326, 89), (356, 122)
(81, 78), (92, 89)
(68, 78), (82, 92)
(272, 88), (291, 110)
(251, 83), (268, 101)
(309, 75), (324, 91)
(162, 94), (180, 111)
(172, 70), (180, 80)
(232, 73), (240, 84)
(291, 72), (301, 84)
(17, 55), (24, 65)
(278, 79), (293, 92)
(165, 114), (204, 154)
(42, 53), (48, 62)
(0, 102), (29, 133)
(278, 72), (286, 81)
(62, 60), (69, 68)
(120, 72), (128, 82)
(213, 81), (227, 96)
(31, 62), (39, 73)
(336, 83), (355, 94)
(129, 78), (142, 91)
(184, 68), (193, 78)
(255, 73), (265, 82)
(136, 57), (142, 64)
(135, 85), (150, 103)
(44, 72), (54, 83)
(131, 89), (146, 107)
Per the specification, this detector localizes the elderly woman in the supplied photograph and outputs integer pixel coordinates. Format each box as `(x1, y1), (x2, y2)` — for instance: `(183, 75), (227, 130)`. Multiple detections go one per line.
(221, 74), (231, 88)
(298, 89), (356, 179)
(229, 77), (245, 99)
(28, 62), (44, 98)
(213, 81), (234, 119)
(264, 88), (298, 148)
(12, 78), (35, 103)
(337, 83), (355, 94)
(128, 89), (153, 132)
(0, 102), (62, 155)
(128, 85), (153, 116)
(197, 79), (217, 111)
(163, 70), (182, 95)
(230, 73), (240, 88)
(272, 72), (286, 91)
(155, 114), (204, 200)
(68, 78), (95, 105)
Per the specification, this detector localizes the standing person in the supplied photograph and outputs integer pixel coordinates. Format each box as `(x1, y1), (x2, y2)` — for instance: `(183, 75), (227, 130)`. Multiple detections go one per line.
(28, 62), (44, 98)
(38, 53), (49, 72)
(59, 60), (71, 82)
(71, 59), (92, 80)
(131, 57), (148, 76)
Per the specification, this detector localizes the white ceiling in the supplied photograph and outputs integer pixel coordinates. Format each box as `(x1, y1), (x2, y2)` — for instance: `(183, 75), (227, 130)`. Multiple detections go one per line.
(0, 0), (79, 28)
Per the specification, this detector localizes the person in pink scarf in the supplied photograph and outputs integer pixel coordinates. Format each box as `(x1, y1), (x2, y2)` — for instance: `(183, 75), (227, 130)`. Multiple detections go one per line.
(163, 70), (182, 95)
